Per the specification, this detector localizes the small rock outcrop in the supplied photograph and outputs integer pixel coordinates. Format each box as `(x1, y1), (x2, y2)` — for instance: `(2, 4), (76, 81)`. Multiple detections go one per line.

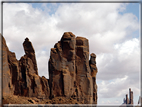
(2, 32), (98, 104)
(49, 32), (98, 104)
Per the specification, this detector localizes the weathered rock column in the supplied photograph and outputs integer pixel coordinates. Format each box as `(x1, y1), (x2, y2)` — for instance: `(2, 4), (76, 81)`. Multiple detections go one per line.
(129, 88), (133, 104)
(2, 35), (50, 98)
(49, 32), (76, 98)
(75, 37), (93, 104)
(61, 32), (76, 98)
(49, 32), (98, 104)
(19, 38), (49, 98)
(126, 94), (129, 104)
(89, 53), (98, 104)
(23, 38), (38, 75)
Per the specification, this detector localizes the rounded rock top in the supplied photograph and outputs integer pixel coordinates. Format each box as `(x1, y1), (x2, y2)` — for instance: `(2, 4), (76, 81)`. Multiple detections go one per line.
(90, 53), (96, 58)
(25, 38), (29, 41)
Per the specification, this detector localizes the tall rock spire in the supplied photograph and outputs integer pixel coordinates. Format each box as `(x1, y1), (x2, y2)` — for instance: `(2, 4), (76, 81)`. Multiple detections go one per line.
(126, 94), (129, 104)
(75, 36), (93, 103)
(23, 37), (38, 75)
(49, 32), (76, 98)
(121, 88), (134, 106)
(2, 35), (50, 98)
(129, 88), (133, 104)
(89, 53), (98, 104)
(49, 32), (98, 104)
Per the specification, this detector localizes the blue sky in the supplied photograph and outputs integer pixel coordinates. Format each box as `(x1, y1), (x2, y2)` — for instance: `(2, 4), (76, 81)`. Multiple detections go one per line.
(31, 3), (140, 20)
(31, 3), (60, 15)
(3, 2), (140, 106)
(119, 3), (139, 39)
(119, 3), (139, 20)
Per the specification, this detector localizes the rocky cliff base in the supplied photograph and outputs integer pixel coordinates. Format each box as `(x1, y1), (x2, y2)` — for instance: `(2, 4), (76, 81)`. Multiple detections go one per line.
(3, 94), (84, 104)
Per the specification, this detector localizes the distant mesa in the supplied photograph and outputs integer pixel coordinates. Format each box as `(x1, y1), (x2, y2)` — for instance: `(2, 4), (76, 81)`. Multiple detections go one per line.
(2, 32), (98, 104)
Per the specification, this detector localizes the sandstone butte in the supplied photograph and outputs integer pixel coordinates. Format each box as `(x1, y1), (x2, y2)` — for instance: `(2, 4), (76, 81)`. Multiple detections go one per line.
(2, 32), (98, 104)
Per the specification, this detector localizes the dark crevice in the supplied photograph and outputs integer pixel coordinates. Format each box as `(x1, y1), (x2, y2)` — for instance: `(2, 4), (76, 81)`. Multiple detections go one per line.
(61, 71), (64, 96)
(31, 76), (36, 93)
(40, 78), (45, 92)
(21, 65), (26, 83)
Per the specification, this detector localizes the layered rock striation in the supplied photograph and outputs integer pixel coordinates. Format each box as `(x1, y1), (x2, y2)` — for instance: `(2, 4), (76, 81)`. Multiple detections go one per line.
(2, 32), (98, 104)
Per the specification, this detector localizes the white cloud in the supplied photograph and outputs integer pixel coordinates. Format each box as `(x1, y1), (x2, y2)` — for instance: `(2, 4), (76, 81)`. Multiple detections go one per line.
(96, 37), (140, 104)
(55, 3), (129, 36)
(2, 2), (140, 105)
(96, 38), (140, 77)
(97, 74), (140, 105)
(115, 38), (139, 60)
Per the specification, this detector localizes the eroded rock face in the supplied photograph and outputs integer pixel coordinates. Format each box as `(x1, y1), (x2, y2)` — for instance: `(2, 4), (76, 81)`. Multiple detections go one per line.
(49, 32), (98, 104)
(2, 32), (98, 104)
(2, 35), (50, 99)
(2, 35), (15, 95)
(89, 53), (98, 104)
(75, 37), (93, 104)
(49, 32), (76, 98)
(23, 38), (38, 75)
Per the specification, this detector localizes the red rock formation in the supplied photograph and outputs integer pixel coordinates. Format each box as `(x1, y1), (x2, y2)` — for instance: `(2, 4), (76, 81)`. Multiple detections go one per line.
(2, 32), (98, 104)
(49, 32), (76, 98)
(2, 35), (50, 99)
(3, 35), (15, 95)
(75, 36), (93, 104)
(23, 38), (38, 75)
(49, 32), (98, 104)
(89, 53), (98, 104)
